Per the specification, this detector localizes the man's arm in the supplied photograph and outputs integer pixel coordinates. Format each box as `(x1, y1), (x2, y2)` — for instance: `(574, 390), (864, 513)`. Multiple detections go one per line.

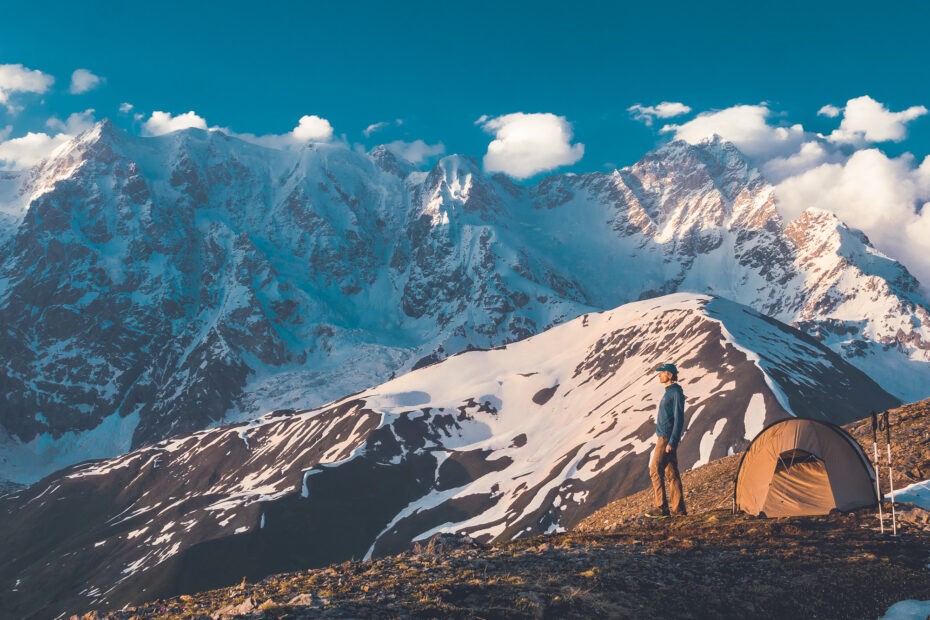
(668, 387), (685, 449)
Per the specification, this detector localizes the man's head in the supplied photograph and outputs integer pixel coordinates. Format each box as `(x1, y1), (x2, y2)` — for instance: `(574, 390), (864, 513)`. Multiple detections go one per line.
(656, 363), (678, 384)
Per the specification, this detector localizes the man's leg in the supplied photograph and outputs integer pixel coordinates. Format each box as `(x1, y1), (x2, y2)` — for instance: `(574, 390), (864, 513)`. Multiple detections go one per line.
(664, 447), (686, 515)
(649, 437), (669, 513)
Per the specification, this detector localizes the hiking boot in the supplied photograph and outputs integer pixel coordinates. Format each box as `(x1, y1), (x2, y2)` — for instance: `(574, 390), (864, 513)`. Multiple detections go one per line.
(644, 508), (670, 518)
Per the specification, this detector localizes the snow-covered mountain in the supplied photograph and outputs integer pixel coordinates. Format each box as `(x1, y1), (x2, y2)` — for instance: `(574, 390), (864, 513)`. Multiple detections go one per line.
(0, 119), (926, 483)
(0, 294), (900, 617)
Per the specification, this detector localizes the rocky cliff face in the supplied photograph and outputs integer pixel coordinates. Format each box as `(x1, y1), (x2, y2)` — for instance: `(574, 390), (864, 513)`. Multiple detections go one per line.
(0, 121), (925, 482)
(0, 293), (901, 617)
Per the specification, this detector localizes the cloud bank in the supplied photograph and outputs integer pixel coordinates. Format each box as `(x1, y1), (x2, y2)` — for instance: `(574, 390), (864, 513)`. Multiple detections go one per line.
(661, 104), (808, 160)
(142, 110), (209, 136)
(480, 112), (584, 179)
(0, 109), (98, 169)
(656, 96), (930, 288)
(383, 139), (445, 164)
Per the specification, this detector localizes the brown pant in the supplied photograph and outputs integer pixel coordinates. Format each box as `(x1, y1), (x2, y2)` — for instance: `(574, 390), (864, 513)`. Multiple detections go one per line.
(650, 436), (686, 515)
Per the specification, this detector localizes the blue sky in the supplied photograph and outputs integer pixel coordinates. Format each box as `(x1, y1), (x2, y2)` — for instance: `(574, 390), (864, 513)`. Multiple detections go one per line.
(3, 0), (929, 172)
(5, 0), (930, 283)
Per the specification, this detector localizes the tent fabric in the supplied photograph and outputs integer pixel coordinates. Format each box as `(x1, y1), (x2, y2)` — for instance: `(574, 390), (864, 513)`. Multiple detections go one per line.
(735, 418), (878, 517)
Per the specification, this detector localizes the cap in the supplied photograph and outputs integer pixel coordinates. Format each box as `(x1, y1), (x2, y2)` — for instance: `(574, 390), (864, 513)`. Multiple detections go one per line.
(655, 363), (678, 374)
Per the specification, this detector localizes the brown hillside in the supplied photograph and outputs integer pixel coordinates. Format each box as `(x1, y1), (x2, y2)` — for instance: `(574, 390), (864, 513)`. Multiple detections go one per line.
(76, 401), (930, 620)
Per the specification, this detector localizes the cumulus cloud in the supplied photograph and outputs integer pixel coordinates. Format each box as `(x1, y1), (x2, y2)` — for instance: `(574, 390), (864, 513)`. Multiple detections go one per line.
(0, 132), (73, 169)
(292, 115), (333, 142)
(45, 109), (97, 134)
(774, 149), (930, 285)
(383, 139), (445, 164)
(142, 110), (208, 136)
(0, 63), (54, 112)
(660, 104), (808, 160)
(761, 140), (846, 184)
(119, 102), (134, 114)
(827, 95), (927, 144)
(0, 109), (98, 170)
(479, 112), (585, 179)
(69, 69), (104, 94)
(0, 127), (80, 170)
(628, 102), (691, 126)
(818, 104), (841, 118)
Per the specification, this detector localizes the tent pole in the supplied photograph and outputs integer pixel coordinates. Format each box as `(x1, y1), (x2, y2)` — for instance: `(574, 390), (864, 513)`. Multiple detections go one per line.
(871, 412), (884, 534)
(883, 410), (897, 537)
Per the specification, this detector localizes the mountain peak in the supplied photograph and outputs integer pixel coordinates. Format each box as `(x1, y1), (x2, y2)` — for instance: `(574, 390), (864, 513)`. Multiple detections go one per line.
(369, 145), (415, 177)
(434, 153), (482, 178)
(78, 118), (124, 147)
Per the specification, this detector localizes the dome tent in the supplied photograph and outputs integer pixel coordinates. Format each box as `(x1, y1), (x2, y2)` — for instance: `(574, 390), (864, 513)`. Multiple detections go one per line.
(734, 418), (878, 517)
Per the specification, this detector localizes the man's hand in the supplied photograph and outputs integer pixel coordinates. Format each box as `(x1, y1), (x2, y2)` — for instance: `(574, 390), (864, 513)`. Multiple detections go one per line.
(665, 445), (673, 454)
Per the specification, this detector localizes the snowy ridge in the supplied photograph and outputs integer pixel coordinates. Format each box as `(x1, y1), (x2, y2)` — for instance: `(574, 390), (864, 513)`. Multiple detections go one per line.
(0, 293), (898, 615)
(0, 121), (927, 484)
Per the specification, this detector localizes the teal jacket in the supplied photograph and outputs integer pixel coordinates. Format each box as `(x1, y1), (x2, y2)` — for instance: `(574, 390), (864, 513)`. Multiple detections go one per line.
(656, 383), (685, 448)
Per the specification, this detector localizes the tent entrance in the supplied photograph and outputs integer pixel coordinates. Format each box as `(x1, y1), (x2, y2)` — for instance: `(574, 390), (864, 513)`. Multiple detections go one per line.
(761, 449), (836, 517)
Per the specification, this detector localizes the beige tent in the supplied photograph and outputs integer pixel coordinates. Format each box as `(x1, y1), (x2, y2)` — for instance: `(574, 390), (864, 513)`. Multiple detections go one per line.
(734, 418), (878, 517)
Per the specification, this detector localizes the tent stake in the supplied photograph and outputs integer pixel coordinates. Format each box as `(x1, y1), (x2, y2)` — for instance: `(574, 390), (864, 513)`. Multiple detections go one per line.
(871, 412), (885, 534)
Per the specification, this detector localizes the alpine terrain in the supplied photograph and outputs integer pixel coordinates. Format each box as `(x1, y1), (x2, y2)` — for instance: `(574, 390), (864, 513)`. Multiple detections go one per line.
(0, 119), (927, 484)
(0, 293), (901, 617)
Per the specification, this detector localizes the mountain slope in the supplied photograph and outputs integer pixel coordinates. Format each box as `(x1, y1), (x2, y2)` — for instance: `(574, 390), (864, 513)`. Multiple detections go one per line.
(0, 293), (899, 617)
(0, 121), (927, 483)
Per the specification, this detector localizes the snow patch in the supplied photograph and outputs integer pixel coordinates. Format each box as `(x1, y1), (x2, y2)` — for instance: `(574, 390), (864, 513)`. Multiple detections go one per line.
(888, 479), (930, 510)
(879, 600), (930, 620)
(697, 418), (727, 467)
(743, 393), (766, 440)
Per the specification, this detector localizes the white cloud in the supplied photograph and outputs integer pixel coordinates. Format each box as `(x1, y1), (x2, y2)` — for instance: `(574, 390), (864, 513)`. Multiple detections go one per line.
(292, 115), (333, 142)
(216, 114), (337, 149)
(364, 121), (388, 137)
(653, 96), (930, 288)
(775, 148), (930, 285)
(761, 140), (845, 183)
(383, 140), (445, 164)
(364, 118), (404, 137)
(119, 102), (134, 114)
(480, 112), (584, 179)
(45, 109), (97, 134)
(661, 104), (808, 160)
(0, 63), (54, 112)
(141, 110), (209, 136)
(0, 131), (72, 169)
(827, 95), (927, 144)
(69, 69), (104, 94)
(0, 109), (97, 170)
(628, 101), (691, 126)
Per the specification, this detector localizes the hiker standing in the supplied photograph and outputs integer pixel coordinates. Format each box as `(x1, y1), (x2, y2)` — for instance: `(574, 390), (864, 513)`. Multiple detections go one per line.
(646, 363), (687, 517)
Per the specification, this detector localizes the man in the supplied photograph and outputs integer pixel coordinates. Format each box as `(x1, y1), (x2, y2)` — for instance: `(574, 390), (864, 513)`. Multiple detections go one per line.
(645, 362), (687, 518)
